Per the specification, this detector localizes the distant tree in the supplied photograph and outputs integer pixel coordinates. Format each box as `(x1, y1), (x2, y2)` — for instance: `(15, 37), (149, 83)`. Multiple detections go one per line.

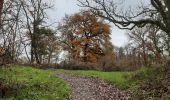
(36, 27), (60, 64)
(98, 40), (115, 70)
(118, 47), (125, 59)
(58, 15), (78, 62)
(128, 27), (150, 65)
(59, 11), (111, 63)
(127, 25), (169, 65)
(20, 0), (52, 64)
(147, 27), (164, 63)
(0, 0), (24, 63)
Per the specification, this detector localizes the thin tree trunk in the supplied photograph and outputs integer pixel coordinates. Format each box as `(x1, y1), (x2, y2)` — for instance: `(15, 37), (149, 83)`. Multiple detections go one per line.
(83, 43), (88, 62)
(31, 36), (35, 64)
(48, 51), (52, 65)
(24, 44), (30, 63)
(143, 48), (147, 65)
(0, 0), (4, 28)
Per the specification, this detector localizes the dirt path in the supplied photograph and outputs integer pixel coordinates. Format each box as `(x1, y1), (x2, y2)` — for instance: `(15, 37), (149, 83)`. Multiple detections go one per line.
(58, 74), (131, 100)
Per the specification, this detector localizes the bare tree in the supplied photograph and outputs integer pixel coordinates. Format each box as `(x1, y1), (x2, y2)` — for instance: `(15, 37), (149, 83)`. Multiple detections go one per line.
(20, 0), (52, 64)
(0, 0), (24, 64)
(128, 27), (150, 65)
(147, 27), (164, 63)
(78, 0), (170, 37)
(127, 25), (170, 65)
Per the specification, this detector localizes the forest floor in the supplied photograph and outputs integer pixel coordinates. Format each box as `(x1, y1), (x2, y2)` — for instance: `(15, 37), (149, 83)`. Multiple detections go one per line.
(58, 73), (131, 100)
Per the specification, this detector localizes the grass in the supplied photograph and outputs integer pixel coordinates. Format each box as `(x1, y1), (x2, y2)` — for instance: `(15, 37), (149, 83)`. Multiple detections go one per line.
(1, 64), (164, 99)
(0, 65), (69, 100)
(56, 69), (131, 89)
(0, 65), (134, 99)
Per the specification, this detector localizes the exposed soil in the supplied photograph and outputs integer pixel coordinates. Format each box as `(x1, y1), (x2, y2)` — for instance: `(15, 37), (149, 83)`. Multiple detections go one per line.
(58, 74), (131, 100)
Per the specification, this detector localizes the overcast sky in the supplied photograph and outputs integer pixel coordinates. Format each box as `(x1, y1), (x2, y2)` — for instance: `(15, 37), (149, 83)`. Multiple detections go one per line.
(47, 0), (149, 47)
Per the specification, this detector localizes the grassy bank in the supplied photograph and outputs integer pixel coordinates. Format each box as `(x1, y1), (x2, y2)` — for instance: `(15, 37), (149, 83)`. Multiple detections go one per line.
(0, 65), (69, 100)
(56, 69), (131, 89)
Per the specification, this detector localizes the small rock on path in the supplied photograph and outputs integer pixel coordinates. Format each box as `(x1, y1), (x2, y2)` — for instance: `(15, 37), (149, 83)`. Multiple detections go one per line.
(58, 74), (131, 100)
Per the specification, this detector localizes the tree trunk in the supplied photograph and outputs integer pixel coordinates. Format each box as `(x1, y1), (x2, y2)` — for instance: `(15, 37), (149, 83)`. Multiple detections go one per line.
(48, 51), (52, 65)
(31, 37), (35, 64)
(31, 39), (40, 64)
(142, 43), (148, 65)
(35, 50), (40, 64)
(0, 0), (4, 29)
(83, 43), (88, 62)
(31, 21), (40, 64)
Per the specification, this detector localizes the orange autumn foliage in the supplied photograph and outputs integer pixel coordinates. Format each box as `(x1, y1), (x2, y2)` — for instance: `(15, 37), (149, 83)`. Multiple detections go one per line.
(59, 10), (112, 63)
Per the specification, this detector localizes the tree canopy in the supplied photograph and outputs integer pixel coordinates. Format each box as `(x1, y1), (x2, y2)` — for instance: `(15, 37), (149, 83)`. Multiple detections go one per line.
(59, 11), (113, 63)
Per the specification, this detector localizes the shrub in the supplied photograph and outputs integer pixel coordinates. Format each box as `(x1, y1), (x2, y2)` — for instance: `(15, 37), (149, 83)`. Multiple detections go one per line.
(59, 60), (99, 70)
(129, 61), (170, 99)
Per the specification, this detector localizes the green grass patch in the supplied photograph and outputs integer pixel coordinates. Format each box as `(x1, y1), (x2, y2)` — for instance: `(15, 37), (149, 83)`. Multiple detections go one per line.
(56, 69), (131, 89)
(0, 65), (69, 100)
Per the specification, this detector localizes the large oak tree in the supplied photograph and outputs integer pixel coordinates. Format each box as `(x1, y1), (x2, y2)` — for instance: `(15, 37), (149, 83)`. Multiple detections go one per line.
(59, 11), (112, 63)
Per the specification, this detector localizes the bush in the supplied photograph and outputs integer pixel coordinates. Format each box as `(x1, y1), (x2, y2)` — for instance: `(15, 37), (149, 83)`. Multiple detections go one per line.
(128, 61), (170, 99)
(59, 60), (99, 70)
